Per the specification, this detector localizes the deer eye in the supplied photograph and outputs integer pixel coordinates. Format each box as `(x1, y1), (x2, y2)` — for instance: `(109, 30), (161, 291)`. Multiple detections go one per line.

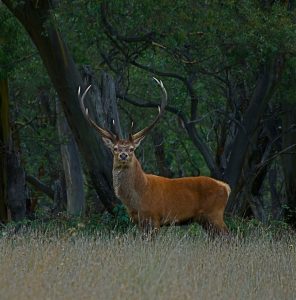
(129, 147), (134, 152)
(114, 146), (118, 152)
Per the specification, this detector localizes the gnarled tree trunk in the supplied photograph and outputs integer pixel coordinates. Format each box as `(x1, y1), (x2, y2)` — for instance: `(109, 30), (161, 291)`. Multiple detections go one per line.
(225, 57), (285, 214)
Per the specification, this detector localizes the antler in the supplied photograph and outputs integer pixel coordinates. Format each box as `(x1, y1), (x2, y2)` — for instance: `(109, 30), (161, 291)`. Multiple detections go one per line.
(78, 85), (117, 141)
(130, 77), (167, 142)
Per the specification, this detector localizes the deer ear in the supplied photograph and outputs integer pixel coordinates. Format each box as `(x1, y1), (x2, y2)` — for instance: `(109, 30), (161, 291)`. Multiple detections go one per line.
(133, 136), (146, 149)
(102, 137), (114, 150)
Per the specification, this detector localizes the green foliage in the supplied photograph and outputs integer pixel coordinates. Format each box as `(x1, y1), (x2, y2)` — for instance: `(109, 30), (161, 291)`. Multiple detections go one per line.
(0, 212), (132, 238)
(0, 4), (32, 79)
(4, 0), (296, 179)
(225, 216), (291, 238)
(0, 214), (291, 241)
(2, 0), (296, 224)
(112, 204), (132, 228)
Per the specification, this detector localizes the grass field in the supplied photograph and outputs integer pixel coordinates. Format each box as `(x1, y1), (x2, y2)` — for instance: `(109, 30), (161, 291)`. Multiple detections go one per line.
(0, 220), (296, 300)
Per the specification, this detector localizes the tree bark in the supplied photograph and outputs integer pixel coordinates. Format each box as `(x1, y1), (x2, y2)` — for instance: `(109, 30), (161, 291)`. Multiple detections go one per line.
(225, 57), (285, 214)
(281, 102), (296, 225)
(6, 149), (26, 221)
(0, 79), (26, 222)
(0, 79), (9, 222)
(3, 0), (120, 212)
(52, 174), (67, 213)
(56, 99), (85, 216)
(152, 130), (173, 177)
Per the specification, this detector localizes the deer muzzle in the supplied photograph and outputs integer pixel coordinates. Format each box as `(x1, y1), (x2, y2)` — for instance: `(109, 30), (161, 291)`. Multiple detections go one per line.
(119, 152), (128, 161)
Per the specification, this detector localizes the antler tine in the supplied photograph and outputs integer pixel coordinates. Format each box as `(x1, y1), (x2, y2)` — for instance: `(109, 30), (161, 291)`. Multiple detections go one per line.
(78, 85), (117, 141)
(78, 85), (92, 118)
(131, 78), (167, 141)
(128, 120), (135, 141)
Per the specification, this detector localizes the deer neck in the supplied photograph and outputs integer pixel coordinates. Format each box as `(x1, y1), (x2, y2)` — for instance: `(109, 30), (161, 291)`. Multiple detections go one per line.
(112, 157), (147, 210)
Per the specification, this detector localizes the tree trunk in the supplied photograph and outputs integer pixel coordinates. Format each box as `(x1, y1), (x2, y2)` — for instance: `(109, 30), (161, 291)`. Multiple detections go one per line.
(3, 0), (120, 212)
(6, 149), (26, 221)
(56, 99), (85, 216)
(52, 173), (67, 213)
(80, 67), (122, 138)
(281, 101), (296, 226)
(0, 79), (26, 222)
(225, 57), (285, 214)
(0, 79), (9, 222)
(152, 130), (173, 177)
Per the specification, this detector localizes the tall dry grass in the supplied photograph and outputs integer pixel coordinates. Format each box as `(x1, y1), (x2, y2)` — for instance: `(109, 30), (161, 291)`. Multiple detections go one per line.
(0, 227), (295, 300)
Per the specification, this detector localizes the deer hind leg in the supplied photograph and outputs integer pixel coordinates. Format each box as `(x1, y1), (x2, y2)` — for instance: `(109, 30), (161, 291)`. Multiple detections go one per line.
(203, 212), (229, 236)
(129, 210), (140, 225)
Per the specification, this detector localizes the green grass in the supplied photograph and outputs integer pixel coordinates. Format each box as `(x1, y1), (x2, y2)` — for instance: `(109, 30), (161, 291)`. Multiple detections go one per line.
(0, 216), (295, 300)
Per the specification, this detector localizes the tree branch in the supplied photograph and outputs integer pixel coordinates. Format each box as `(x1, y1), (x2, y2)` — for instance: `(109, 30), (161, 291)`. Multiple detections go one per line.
(101, 2), (156, 43)
(100, 3), (201, 123)
(26, 175), (54, 199)
(117, 93), (187, 122)
(118, 93), (218, 177)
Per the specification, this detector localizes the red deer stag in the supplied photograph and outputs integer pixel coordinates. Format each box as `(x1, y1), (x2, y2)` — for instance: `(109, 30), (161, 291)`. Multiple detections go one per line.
(78, 78), (230, 235)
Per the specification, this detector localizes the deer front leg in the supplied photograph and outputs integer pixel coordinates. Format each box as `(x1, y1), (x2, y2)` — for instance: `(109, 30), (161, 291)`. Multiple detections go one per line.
(139, 215), (160, 240)
(128, 210), (140, 225)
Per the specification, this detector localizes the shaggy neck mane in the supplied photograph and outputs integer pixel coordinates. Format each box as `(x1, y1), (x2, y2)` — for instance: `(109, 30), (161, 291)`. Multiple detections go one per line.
(112, 157), (147, 210)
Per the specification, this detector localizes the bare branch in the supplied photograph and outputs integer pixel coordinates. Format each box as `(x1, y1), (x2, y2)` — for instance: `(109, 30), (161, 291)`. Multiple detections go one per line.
(101, 2), (156, 43)
(117, 93), (187, 123)
(131, 60), (187, 83)
(255, 143), (296, 174)
(26, 175), (54, 199)
(118, 92), (218, 177)
(130, 60), (199, 120)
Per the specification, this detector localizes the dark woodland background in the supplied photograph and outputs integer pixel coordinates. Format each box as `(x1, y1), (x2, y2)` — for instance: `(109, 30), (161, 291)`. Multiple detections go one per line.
(1, 0), (296, 228)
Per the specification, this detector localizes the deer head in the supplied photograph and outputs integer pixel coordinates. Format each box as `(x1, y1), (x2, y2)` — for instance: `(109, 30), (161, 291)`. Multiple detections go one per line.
(78, 78), (167, 167)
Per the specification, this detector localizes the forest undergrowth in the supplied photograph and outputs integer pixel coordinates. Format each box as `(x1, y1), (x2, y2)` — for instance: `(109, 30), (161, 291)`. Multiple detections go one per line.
(0, 215), (295, 300)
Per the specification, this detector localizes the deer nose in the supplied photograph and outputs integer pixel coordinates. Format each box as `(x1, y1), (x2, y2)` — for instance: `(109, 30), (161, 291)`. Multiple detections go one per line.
(119, 153), (128, 160)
